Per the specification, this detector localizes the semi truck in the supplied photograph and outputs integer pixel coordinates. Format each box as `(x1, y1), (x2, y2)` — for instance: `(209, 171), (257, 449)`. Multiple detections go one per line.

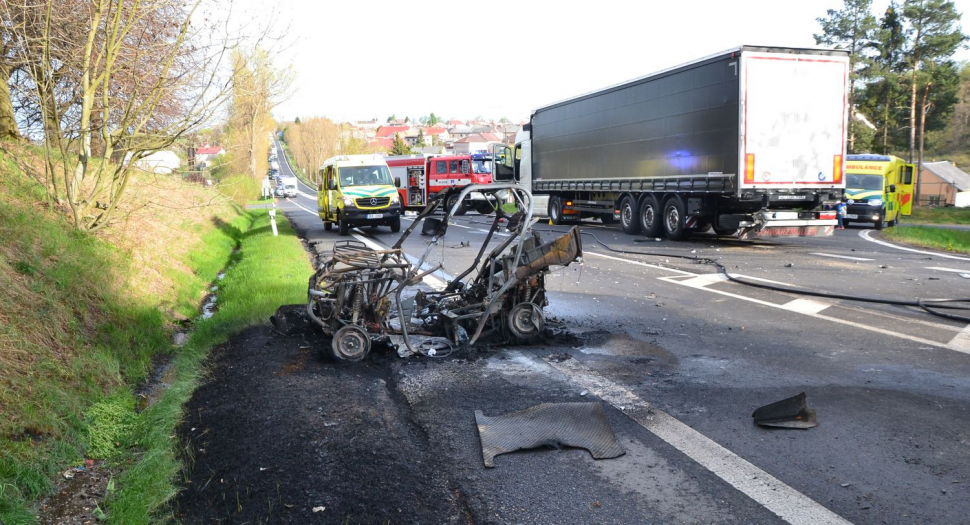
(385, 153), (493, 214)
(492, 45), (848, 240)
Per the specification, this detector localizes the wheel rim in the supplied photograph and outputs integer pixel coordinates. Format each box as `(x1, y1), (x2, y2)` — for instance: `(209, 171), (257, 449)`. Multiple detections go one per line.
(621, 201), (634, 228)
(666, 206), (680, 233)
(641, 203), (655, 231)
(333, 325), (369, 360)
(551, 200), (560, 221)
(509, 303), (544, 339)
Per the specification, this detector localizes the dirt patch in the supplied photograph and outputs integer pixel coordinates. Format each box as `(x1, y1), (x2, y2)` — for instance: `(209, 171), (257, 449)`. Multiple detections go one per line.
(36, 461), (111, 525)
(174, 325), (472, 523)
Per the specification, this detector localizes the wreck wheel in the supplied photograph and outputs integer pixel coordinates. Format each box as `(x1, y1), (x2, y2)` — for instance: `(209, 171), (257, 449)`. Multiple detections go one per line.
(508, 303), (544, 340)
(331, 325), (371, 362)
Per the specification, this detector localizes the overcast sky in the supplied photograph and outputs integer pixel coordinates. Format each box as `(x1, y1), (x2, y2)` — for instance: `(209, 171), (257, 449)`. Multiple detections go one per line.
(237, 0), (970, 124)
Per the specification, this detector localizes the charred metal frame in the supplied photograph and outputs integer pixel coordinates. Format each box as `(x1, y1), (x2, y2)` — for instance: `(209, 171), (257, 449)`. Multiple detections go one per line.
(305, 184), (582, 361)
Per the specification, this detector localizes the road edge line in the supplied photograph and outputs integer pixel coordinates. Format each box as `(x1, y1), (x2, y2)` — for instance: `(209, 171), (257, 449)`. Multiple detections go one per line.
(543, 357), (852, 525)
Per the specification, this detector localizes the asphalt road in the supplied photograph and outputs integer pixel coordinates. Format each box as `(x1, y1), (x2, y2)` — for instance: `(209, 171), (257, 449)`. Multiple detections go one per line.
(182, 141), (970, 524)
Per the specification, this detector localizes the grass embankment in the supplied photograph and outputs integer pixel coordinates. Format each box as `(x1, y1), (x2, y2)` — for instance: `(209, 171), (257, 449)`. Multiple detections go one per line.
(883, 225), (970, 255)
(106, 209), (312, 523)
(906, 206), (970, 225)
(0, 141), (308, 523)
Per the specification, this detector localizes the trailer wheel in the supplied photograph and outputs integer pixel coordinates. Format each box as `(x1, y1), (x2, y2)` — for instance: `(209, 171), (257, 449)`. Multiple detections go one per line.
(638, 195), (663, 237)
(619, 196), (641, 234)
(331, 325), (370, 362)
(601, 213), (616, 225)
(549, 197), (565, 225)
(663, 196), (690, 241)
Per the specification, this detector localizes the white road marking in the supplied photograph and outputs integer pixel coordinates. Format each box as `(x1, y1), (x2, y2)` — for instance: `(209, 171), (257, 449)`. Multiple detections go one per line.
(298, 189), (316, 200)
(926, 266), (970, 274)
(658, 275), (960, 352)
(583, 250), (697, 276)
(780, 298), (831, 315)
(948, 324), (970, 353)
(859, 229), (970, 262)
(288, 199), (318, 217)
(543, 357), (851, 525)
(679, 273), (729, 288)
(811, 252), (874, 262)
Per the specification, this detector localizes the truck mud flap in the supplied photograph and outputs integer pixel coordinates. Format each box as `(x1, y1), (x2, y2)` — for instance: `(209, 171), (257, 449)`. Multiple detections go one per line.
(475, 402), (624, 467)
(740, 225), (835, 240)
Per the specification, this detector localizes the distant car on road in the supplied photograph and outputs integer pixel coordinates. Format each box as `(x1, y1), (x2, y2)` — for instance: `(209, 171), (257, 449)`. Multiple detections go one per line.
(281, 181), (298, 198)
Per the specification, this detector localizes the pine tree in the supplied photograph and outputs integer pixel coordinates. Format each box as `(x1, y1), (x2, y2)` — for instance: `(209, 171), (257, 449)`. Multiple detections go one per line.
(902, 0), (966, 162)
(389, 133), (412, 155)
(814, 0), (878, 151)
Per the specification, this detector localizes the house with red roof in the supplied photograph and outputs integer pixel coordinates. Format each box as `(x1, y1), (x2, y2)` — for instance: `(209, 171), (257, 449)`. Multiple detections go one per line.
(195, 145), (225, 168)
(452, 133), (502, 155)
(368, 137), (396, 152)
(375, 125), (410, 139)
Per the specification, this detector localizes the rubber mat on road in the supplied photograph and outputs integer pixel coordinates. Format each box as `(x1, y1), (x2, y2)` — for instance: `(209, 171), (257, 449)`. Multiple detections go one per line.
(474, 402), (625, 467)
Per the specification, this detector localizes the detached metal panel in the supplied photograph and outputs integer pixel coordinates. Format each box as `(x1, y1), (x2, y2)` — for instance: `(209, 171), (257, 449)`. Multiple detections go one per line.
(531, 52), (740, 191)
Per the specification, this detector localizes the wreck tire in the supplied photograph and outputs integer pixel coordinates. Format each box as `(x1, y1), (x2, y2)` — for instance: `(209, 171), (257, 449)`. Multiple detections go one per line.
(619, 196), (641, 235)
(638, 195), (662, 237)
(331, 325), (370, 362)
(508, 303), (544, 341)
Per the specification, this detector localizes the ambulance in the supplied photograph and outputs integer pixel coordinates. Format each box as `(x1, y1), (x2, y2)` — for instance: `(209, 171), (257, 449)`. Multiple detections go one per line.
(843, 154), (915, 229)
(317, 155), (402, 235)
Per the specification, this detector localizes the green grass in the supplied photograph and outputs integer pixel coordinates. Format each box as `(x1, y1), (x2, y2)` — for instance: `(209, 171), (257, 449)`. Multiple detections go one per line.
(883, 225), (970, 254)
(905, 206), (970, 225)
(216, 174), (262, 207)
(0, 142), (251, 524)
(104, 209), (312, 524)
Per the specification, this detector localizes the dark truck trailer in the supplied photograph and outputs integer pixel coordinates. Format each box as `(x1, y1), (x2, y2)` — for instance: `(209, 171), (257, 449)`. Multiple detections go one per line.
(493, 45), (848, 239)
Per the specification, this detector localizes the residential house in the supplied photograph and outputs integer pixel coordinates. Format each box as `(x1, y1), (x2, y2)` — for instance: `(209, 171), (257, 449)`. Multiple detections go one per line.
(452, 133), (502, 155)
(368, 137), (395, 152)
(448, 124), (474, 140)
(919, 161), (970, 207)
(355, 119), (380, 130)
(424, 126), (449, 145)
(133, 150), (181, 174)
(375, 125), (411, 139)
(195, 145), (225, 168)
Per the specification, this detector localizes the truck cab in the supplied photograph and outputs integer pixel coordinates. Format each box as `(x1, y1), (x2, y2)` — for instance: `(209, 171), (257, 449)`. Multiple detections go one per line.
(844, 154), (915, 229)
(318, 155), (402, 235)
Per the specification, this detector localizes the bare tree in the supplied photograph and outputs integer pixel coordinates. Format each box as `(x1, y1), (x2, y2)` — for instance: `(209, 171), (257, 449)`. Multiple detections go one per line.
(286, 116), (339, 183)
(1, 0), (237, 231)
(226, 47), (293, 180)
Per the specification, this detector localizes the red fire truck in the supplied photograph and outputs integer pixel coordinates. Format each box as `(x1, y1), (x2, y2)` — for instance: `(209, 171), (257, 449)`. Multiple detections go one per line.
(385, 153), (493, 214)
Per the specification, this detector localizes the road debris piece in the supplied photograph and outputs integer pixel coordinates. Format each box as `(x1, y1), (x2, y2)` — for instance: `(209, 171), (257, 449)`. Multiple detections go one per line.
(283, 185), (582, 361)
(474, 402), (625, 467)
(752, 392), (818, 429)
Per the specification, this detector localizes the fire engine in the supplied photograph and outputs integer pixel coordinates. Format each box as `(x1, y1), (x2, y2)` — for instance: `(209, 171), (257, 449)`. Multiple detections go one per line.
(385, 153), (493, 215)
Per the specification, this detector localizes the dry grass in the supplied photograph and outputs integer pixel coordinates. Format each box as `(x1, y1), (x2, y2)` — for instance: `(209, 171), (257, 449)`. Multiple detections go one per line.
(0, 140), (246, 522)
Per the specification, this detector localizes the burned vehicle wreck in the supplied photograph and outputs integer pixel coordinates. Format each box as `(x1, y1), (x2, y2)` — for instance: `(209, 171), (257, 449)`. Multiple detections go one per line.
(278, 184), (582, 362)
